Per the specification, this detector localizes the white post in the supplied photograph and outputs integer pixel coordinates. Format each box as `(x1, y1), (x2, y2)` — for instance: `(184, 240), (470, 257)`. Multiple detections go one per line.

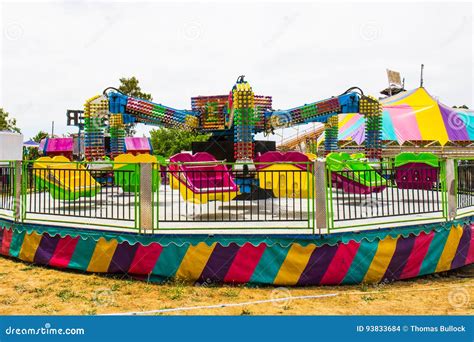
(314, 160), (327, 234)
(445, 159), (457, 220)
(14, 161), (22, 222)
(139, 163), (153, 233)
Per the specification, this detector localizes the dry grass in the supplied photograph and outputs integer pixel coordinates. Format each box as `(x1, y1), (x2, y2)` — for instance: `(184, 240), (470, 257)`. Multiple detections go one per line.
(0, 257), (472, 315)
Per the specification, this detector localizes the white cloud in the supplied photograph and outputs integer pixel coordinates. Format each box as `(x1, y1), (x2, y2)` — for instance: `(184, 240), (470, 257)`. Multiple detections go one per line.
(1, 1), (472, 139)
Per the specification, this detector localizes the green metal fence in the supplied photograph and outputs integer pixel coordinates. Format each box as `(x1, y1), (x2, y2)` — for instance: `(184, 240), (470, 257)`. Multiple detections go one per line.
(152, 161), (315, 232)
(0, 158), (472, 234)
(0, 161), (16, 220)
(18, 160), (141, 231)
(455, 159), (474, 218)
(325, 159), (450, 232)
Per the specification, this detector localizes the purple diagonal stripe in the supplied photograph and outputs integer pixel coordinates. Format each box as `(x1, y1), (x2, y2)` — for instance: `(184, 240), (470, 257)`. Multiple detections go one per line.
(199, 243), (240, 283)
(108, 242), (139, 273)
(34, 234), (61, 265)
(382, 236), (416, 281)
(451, 225), (472, 269)
(0, 228), (4, 249)
(297, 244), (339, 286)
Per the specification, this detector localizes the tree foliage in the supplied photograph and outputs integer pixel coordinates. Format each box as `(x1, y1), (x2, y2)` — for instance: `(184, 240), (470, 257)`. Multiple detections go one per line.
(0, 108), (20, 133)
(117, 77), (153, 136)
(453, 105), (470, 109)
(150, 128), (210, 158)
(118, 77), (153, 101)
(24, 131), (49, 160)
(32, 130), (49, 143)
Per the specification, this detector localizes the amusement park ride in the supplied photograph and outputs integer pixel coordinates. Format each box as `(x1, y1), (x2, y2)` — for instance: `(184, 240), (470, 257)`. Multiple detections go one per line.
(3, 73), (471, 288)
(77, 76), (382, 172)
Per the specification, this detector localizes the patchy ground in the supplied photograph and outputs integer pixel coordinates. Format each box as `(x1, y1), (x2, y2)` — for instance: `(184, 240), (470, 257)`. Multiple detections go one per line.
(0, 257), (472, 315)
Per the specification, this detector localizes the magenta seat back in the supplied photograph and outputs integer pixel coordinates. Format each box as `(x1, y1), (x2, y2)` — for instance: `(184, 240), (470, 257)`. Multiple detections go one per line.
(168, 152), (237, 192)
(254, 151), (310, 171)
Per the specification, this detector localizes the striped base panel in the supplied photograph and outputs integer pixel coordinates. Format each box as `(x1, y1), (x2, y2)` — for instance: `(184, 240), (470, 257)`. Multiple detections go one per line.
(0, 218), (472, 286)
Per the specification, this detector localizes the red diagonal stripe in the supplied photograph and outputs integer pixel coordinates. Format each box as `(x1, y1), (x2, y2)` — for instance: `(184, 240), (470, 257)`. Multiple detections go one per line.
(0, 228), (13, 256)
(320, 240), (360, 285)
(224, 243), (266, 284)
(128, 243), (163, 275)
(49, 235), (79, 268)
(400, 231), (435, 279)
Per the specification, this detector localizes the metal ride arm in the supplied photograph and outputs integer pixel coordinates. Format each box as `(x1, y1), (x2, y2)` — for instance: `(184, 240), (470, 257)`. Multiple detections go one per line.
(263, 88), (383, 160)
(263, 91), (361, 133)
(105, 88), (200, 131)
(82, 81), (382, 161)
(83, 88), (201, 160)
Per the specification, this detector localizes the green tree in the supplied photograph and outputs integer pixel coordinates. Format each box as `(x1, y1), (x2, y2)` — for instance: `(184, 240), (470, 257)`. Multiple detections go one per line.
(117, 77), (153, 136)
(0, 108), (20, 133)
(118, 77), (153, 101)
(150, 128), (210, 158)
(32, 130), (49, 143)
(24, 130), (49, 160)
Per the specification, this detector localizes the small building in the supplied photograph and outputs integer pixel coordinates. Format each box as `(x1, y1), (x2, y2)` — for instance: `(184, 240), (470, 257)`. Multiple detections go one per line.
(0, 131), (23, 161)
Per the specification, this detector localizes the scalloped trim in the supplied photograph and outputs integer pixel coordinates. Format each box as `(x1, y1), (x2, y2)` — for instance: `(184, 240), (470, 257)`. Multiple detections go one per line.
(1, 217), (472, 248)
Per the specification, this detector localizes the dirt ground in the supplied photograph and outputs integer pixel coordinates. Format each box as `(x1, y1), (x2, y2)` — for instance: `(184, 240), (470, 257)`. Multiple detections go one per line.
(0, 256), (472, 316)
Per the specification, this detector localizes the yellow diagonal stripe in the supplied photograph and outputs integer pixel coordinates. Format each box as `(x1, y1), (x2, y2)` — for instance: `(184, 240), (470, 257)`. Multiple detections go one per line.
(436, 225), (464, 272)
(87, 238), (118, 273)
(175, 242), (216, 281)
(339, 114), (354, 128)
(391, 88), (449, 144)
(363, 236), (398, 283)
(18, 232), (43, 263)
(274, 244), (316, 286)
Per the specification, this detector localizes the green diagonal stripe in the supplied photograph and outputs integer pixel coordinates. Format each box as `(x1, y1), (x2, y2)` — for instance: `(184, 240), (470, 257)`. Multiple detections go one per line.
(250, 244), (290, 284)
(342, 239), (379, 284)
(418, 228), (451, 276)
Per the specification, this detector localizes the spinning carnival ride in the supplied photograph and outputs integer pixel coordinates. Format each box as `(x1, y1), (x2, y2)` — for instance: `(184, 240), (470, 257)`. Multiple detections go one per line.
(79, 76), (385, 200)
(83, 76), (383, 165)
(2, 77), (471, 287)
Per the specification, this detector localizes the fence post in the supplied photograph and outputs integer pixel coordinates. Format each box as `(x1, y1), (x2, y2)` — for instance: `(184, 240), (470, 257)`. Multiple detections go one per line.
(314, 159), (327, 234)
(14, 160), (22, 222)
(139, 163), (153, 233)
(445, 158), (457, 220)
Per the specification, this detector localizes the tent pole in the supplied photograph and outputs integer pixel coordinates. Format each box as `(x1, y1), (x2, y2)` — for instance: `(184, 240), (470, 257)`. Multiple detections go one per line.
(420, 64), (424, 88)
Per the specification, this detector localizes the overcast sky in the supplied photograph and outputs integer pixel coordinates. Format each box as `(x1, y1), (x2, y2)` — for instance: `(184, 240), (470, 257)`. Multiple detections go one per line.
(1, 1), (472, 141)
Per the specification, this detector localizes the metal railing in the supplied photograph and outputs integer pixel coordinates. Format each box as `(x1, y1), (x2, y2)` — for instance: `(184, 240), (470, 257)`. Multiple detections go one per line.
(154, 163), (314, 230)
(457, 160), (474, 210)
(0, 163), (15, 214)
(326, 160), (447, 231)
(21, 161), (139, 230)
(0, 158), (472, 234)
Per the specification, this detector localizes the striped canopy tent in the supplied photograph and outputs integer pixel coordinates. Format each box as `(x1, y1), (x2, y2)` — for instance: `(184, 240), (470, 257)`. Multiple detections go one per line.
(318, 87), (474, 146)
